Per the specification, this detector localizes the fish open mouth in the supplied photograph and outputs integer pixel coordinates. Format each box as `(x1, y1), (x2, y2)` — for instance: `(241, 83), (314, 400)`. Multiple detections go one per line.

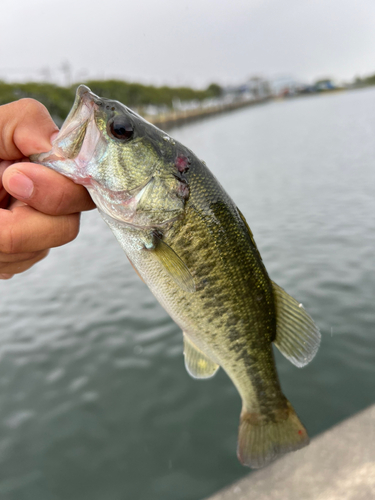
(52, 85), (99, 160)
(30, 86), (103, 181)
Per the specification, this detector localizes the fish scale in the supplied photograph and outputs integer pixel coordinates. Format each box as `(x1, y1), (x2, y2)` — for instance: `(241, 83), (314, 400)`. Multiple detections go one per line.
(31, 85), (320, 469)
(103, 155), (296, 441)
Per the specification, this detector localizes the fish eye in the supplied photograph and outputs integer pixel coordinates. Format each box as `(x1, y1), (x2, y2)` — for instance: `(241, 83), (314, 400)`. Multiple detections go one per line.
(108, 116), (134, 141)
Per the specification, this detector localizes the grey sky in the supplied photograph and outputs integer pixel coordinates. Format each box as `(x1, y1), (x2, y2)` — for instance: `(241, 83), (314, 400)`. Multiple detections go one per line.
(1, 0), (375, 87)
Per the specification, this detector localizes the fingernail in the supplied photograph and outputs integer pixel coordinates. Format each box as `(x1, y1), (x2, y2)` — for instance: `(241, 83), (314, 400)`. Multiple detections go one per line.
(0, 274), (14, 280)
(50, 130), (59, 144)
(7, 172), (34, 200)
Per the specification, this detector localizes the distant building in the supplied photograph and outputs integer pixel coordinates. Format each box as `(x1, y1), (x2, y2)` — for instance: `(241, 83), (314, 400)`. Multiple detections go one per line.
(246, 77), (271, 99)
(314, 79), (336, 91)
(222, 76), (271, 102)
(269, 76), (301, 97)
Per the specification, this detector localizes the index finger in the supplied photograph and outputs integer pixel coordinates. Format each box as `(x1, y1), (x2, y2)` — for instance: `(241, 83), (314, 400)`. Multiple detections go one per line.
(0, 98), (58, 160)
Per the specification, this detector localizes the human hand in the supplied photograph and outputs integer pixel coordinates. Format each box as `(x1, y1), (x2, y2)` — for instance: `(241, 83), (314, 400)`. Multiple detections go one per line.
(0, 98), (95, 279)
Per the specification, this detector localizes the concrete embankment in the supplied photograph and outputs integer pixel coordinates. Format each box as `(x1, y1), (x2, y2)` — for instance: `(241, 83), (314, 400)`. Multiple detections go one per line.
(205, 404), (375, 500)
(144, 98), (269, 130)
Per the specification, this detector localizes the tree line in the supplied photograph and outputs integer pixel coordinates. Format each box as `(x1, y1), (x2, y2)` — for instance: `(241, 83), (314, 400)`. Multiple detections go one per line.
(0, 80), (222, 123)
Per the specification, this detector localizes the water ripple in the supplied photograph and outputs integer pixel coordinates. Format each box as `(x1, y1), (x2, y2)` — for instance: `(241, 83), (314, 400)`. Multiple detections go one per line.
(1, 88), (375, 500)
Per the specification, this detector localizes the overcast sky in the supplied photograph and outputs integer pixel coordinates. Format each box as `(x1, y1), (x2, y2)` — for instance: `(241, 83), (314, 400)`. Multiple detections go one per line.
(1, 0), (375, 88)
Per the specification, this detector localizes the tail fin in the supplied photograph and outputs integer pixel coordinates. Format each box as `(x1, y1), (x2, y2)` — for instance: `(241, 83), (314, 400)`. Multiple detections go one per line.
(237, 401), (309, 468)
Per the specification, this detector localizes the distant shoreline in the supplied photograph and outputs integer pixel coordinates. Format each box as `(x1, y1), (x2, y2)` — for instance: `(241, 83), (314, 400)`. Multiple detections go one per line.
(0, 79), (371, 130)
(146, 86), (366, 131)
(145, 97), (269, 130)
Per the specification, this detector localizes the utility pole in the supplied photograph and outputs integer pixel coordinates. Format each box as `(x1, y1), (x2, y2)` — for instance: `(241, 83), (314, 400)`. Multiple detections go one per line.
(60, 61), (72, 87)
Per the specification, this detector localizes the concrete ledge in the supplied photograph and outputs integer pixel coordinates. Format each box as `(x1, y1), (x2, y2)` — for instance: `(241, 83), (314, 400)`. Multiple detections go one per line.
(205, 405), (375, 500)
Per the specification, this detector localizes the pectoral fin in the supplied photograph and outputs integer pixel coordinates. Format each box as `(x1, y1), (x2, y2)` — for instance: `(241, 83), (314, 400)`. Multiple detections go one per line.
(183, 333), (219, 379)
(272, 281), (321, 367)
(152, 237), (195, 293)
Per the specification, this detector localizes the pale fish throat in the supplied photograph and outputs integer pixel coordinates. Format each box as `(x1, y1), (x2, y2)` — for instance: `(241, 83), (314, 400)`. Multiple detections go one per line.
(87, 178), (153, 226)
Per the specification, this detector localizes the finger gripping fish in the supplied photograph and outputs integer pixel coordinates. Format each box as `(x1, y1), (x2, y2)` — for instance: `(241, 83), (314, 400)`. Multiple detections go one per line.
(31, 85), (320, 469)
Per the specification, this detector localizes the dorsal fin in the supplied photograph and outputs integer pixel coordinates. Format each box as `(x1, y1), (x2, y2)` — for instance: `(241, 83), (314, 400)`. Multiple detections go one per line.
(272, 281), (320, 367)
(183, 333), (219, 379)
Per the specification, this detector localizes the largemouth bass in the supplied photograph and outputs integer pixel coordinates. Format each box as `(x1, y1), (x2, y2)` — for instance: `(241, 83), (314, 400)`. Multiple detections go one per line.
(31, 85), (320, 468)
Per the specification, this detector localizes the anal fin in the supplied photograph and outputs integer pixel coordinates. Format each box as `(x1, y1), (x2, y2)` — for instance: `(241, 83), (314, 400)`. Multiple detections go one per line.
(272, 281), (321, 367)
(183, 333), (219, 379)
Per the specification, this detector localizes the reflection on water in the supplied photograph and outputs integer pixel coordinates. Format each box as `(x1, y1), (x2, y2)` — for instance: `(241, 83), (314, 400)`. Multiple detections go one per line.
(1, 88), (375, 500)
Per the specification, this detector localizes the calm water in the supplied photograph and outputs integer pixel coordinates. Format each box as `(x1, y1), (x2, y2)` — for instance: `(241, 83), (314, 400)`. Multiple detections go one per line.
(1, 88), (375, 500)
